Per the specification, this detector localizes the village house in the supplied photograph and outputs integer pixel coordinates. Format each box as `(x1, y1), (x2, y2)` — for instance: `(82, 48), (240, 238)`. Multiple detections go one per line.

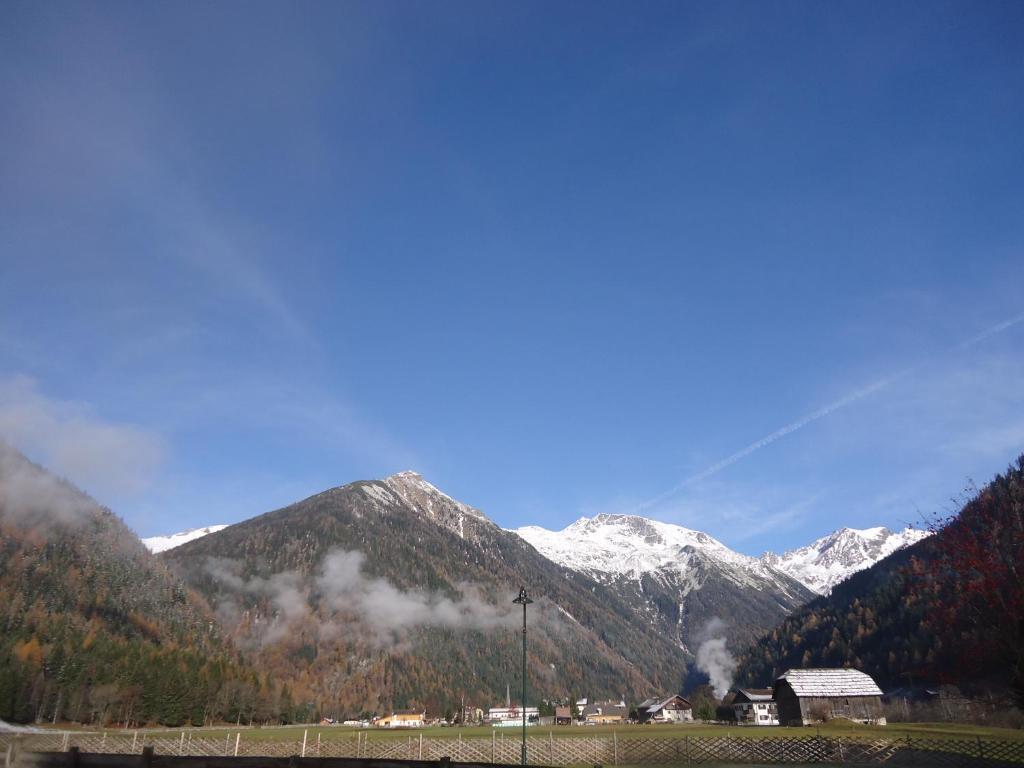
(773, 669), (886, 726)
(458, 705), (484, 725)
(488, 706), (540, 726)
(731, 688), (779, 726)
(554, 706), (573, 725)
(582, 701), (628, 725)
(636, 695), (694, 723)
(375, 710), (426, 728)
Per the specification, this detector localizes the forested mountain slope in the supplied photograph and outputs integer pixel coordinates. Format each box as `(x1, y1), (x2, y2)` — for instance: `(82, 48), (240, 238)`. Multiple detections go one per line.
(736, 456), (1024, 705)
(164, 472), (692, 719)
(0, 444), (265, 726)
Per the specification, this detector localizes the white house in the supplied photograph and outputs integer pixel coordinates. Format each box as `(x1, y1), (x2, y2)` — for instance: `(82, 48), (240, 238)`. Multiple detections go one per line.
(732, 688), (778, 726)
(636, 695), (693, 723)
(488, 706), (540, 726)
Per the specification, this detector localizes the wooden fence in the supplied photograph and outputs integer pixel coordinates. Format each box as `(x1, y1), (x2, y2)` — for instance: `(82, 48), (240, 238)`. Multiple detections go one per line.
(3, 732), (1024, 767)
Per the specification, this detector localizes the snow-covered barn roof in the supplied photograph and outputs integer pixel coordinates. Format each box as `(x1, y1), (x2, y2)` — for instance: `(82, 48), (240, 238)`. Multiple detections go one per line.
(776, 669), (883, 698)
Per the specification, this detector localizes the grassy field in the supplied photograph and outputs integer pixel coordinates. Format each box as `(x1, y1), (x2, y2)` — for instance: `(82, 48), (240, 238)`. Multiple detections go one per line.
(53, 721), (1023, 742)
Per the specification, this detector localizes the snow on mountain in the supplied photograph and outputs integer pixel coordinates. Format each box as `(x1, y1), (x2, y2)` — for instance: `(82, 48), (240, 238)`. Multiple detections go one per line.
(518, 514), (751, 579)
(515, 513), (814, 652)
(759, 526), (930, 594)
(383, 470), (489, 523)
(142, 525), (229, 553)
(353, 470), (495, 542)
(515, 515), (929, 597)
(516, 513), (802, 596)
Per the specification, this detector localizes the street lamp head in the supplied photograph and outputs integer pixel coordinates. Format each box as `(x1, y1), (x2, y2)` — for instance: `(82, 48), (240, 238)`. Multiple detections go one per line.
(513, 587), (533, 605)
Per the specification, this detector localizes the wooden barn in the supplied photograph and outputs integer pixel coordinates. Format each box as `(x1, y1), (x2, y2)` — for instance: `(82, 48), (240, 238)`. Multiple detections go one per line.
(773, 669), (886, 726)
(554, 706), (573, 725)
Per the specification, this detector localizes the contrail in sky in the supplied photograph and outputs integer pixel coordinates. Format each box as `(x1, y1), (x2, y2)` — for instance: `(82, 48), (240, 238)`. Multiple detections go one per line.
(636, 311), (1024, 513)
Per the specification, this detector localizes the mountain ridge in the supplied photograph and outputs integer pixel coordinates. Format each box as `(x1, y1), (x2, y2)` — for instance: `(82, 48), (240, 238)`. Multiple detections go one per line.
(147, 499), (927, 598)
(759, 525), (930, 594)
(160, 473), (692, 716)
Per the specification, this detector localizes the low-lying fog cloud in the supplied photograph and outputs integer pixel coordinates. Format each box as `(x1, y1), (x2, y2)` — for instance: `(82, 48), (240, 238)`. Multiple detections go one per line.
(0, 375), (165, 503)
(0, 441), (98, 529)
(204, 548), (516, 647)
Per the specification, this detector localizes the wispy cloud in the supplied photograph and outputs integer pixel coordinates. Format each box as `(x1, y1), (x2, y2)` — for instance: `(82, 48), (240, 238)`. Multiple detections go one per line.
(2, 22), (314, 349)
(639, 312), (1024, 512)
(0, 375), (165, 500)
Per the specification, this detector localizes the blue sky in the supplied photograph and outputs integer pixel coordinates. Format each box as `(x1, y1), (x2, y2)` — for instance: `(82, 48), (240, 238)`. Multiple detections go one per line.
(1, 1), (1022, 555)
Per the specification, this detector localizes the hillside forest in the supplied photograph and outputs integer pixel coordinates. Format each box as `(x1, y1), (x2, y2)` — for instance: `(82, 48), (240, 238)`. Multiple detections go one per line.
(736, 455), (1024, 707)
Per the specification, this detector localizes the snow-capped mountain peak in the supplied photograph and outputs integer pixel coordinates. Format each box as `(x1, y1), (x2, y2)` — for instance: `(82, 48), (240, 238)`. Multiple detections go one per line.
(759, 525), (930, 594)
(142, 525), (229, 554)
(516, 512), (815, 653)
(516, 514), (930, 598)
(518, 513), (753, 579)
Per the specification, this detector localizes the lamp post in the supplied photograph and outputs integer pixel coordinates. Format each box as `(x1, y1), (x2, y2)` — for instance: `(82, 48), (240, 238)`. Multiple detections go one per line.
(512, 587), (533, 766)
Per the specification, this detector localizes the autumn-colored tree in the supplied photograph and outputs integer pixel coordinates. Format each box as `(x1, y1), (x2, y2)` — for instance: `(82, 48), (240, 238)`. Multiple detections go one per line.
(921, 456), (1024, 705)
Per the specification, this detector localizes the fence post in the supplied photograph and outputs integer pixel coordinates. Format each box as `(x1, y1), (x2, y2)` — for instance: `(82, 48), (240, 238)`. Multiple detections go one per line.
(62, 733), (70, 753)
(491, 730), (495, 764)
(6, 736), (23, 768)
(317, 733), (321, 756)
(685, 735), (690, 767)
(301, 730), (308, 758)
(234, 733), (241, 757)
(976, 736), (984, 761)
(837, 737), (844, 764)
(132, 731), (138, 753)
(141, 745), (154, 768)
(178, 733), (185, 756)
(68, 745), (80, 768)
(419, 734), (423, 760)
(101, 732), (107, 752)
(613, 732), (618, 766)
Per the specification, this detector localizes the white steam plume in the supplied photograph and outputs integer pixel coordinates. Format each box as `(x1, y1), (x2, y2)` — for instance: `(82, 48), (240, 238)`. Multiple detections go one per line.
(694, 618), (737, 699)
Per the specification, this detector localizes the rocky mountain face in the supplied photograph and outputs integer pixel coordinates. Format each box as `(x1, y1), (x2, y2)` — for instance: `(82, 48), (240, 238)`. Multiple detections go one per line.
(161, 473), (691, 718)
(759, 526), (930, 594)
(516, 514), (815, 653)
